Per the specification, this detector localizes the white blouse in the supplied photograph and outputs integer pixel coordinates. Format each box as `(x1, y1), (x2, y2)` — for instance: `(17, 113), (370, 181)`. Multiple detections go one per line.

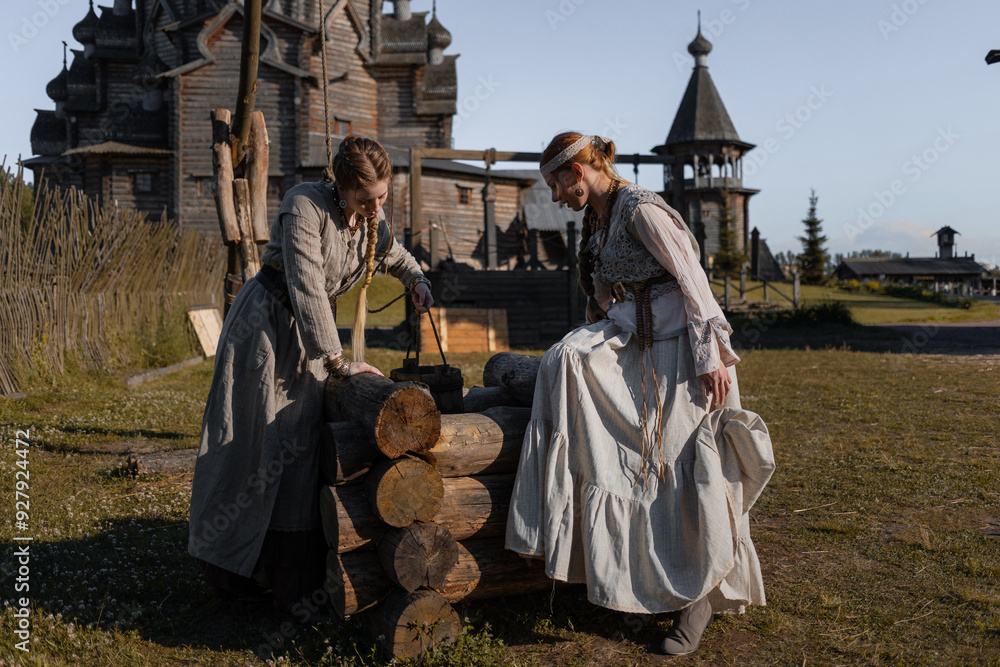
(593, 201), (740, 376)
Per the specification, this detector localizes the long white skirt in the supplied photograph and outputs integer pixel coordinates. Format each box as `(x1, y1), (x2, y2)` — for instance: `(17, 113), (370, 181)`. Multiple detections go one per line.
(505, 320), (775, 614)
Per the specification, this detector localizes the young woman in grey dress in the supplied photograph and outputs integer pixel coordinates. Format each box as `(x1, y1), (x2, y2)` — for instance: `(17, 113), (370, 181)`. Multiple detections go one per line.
(505, 132), (775, 655)
(188, 136), (432, 613)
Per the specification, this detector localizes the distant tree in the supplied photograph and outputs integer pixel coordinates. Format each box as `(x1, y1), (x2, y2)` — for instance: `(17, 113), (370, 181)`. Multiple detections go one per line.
(712, 191), (747, 275)
(1, 168), (35, 234)
(796, 189), (829, 285)
(844, 249), (902, 260)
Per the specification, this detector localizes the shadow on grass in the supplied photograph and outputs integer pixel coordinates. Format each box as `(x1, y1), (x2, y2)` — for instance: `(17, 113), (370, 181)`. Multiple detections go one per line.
(1, 517), (368, 662)
(730, 320), (1000, 356)
(3, 515), (677, 663)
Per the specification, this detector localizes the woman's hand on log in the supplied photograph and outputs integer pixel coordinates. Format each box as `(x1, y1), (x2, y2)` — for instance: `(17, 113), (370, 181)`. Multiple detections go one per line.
(349, 362), (384, 377)
(698, 364), (731, 410)
(411, 282), (433, 313)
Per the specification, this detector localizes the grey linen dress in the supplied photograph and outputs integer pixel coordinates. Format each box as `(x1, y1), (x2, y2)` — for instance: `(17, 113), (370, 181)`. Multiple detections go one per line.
(188, 180), (425, 577)
(505, 186), (775, 615)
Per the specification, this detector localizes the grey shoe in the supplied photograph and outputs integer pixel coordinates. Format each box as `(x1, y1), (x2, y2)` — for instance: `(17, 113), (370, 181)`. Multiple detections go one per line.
(660, 596), (713, 656)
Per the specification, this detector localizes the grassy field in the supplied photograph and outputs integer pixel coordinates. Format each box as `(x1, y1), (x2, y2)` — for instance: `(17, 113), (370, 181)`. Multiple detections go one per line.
(1, 339), (998, 665)
(710, 278), (1000, 325)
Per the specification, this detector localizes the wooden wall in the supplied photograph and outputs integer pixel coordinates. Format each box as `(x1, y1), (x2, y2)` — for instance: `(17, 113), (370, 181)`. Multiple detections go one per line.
(373, 66), (446, 149)
(424, 270), (586, 348)
(176, 14), (298, 233)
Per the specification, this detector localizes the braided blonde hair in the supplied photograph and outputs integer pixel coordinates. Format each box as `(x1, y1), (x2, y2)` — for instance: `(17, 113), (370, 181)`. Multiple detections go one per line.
(352, 216), (380, 362)
(332, 136), (392, 363)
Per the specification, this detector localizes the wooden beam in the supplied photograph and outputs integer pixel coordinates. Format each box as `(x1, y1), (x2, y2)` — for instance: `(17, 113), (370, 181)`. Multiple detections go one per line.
(409, 147), (423, 255)
(231, 0), (262, 167)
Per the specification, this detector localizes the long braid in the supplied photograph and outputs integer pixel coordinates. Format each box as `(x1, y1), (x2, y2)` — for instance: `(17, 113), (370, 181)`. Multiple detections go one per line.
(351, 215), (379, 363)
(578, 209), (606, 323)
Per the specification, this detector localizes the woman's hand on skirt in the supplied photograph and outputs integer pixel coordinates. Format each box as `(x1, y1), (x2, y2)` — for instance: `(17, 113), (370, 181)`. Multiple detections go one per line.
(699, 364), (732, 410)
(349, 362), (384, 377)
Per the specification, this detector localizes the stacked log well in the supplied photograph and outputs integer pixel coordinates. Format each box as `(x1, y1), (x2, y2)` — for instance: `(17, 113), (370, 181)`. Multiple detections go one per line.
(318, 359), (549, 658)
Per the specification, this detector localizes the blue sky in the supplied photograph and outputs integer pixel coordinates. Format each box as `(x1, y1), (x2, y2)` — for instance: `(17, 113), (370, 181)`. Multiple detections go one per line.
(4, 0), (1000, 266)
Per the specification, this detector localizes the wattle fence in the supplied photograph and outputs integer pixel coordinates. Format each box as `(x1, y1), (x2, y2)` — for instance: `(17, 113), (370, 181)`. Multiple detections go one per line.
(0, 163), (226, 394)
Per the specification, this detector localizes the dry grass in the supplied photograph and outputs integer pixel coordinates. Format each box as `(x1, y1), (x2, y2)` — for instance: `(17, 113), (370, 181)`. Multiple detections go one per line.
(1, 345), (998, 665)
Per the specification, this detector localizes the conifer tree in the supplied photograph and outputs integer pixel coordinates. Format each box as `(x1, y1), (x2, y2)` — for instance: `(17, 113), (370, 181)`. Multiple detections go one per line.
(713, 190), (746, 275)
(796, 189), (829, 285)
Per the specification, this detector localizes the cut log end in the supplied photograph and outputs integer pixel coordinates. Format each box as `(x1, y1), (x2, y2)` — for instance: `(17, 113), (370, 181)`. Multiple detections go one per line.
(378, 523), (459, 593)
(366, 458), (444, 527)
(375, 384), (441, 458)
(368, 589), (461, 660)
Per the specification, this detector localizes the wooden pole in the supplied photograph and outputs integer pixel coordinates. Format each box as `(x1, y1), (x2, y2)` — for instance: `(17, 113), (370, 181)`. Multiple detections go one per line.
(409, 147), (423, 256)
(231, 0), (262, 168)
(247, 110), (270, 243)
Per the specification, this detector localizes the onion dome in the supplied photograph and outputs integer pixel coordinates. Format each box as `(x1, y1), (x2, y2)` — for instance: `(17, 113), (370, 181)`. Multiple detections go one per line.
(73, 0), (98, 45)
(688, 30), (712, 58)
(427, 2), (452, 51)
(46, 44), (69, 103)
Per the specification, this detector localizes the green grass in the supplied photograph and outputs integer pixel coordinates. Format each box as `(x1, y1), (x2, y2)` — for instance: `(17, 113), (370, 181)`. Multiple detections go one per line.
(712, 279), (1000, 325)
(1, 347), (999, 665)
(335, 274), (411, 330)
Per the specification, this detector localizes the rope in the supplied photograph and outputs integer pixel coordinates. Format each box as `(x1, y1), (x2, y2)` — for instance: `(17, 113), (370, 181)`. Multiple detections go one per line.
(318, 0), (333, 181)
(367, 291), (407, 313)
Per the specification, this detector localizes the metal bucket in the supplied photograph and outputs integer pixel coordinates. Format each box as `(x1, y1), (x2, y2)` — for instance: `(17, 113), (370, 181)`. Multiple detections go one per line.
(390, 359), (464, 414)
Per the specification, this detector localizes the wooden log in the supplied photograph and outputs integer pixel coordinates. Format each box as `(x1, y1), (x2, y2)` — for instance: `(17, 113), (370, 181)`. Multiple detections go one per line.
(366, 458), (444, 528)
(437, 538), (553, 604)
(424, 407), (529, 477)
(326, 373), (441, 458)
(482, 352), (542, 406)
(319, 406), (530, 484)
(232, 178), (260, 281)
(319, 421), (372, 484)
(378, 523), (458, 593)
(326, 537), (553, 615)
(247, 110), (270, 244)
(430, 475), (512, 541)
(210, 108), (239, 245)
(325, 548), (389, 616)
(461, 385), (519, 413)
(321, 474), (513, 552)
(367, 589), (460, 660)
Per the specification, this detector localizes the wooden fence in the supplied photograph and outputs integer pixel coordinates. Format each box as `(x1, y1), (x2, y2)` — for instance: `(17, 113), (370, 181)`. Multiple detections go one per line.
(0, 164), (226, 394)
(424, 268), (586, 349)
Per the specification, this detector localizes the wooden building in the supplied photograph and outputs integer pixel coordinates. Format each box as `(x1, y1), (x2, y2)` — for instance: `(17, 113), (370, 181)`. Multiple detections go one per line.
(834, 227), (985, 294)
(653, 22), (759, 267)
(27, 0), (468, 231)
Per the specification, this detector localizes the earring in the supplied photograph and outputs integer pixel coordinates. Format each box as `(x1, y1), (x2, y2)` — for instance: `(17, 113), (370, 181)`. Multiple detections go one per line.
(574, 187), (584, 197)
(339, 199), (347, 208)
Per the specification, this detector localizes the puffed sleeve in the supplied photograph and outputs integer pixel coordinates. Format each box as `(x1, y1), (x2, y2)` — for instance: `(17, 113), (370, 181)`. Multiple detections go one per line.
(630, 203), (740, 376)
(281, 212), (343, 360)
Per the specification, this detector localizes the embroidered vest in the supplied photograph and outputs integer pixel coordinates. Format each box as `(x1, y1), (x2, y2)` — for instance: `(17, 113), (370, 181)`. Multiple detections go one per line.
(591, 185), (699, 288)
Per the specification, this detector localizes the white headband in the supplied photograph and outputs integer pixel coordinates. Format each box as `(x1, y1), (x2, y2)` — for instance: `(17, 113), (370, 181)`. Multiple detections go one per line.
(539, 134), (607, 176)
